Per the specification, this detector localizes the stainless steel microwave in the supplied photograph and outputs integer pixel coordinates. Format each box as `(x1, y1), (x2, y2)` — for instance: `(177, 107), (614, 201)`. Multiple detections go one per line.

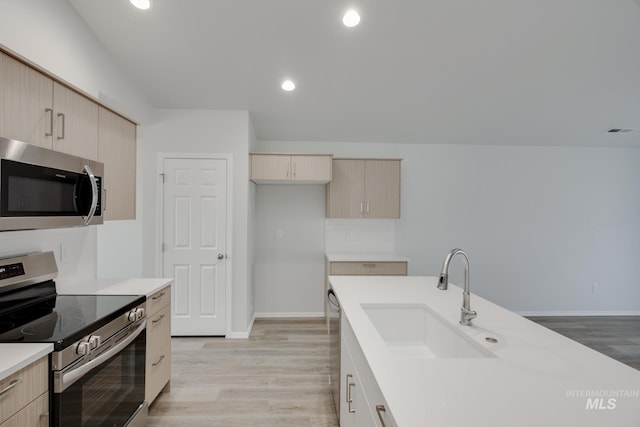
(0, 137), (104, 231)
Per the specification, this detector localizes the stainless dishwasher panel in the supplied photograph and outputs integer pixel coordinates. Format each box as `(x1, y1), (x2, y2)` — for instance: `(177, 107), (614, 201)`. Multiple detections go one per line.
(327, 287), (341, 419)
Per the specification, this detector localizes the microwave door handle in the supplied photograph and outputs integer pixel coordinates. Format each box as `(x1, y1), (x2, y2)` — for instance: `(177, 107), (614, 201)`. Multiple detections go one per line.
(57, 319), (146, 393)
(81, 165), (98, 226)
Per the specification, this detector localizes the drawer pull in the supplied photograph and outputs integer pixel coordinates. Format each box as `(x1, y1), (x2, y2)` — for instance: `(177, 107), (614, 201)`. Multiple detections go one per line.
(346, 374), (355, 413)
(152, 314), (166, 324)
(151, 291), (166, 301)
(376, 405), (387, 426)
(152, 355), (166, 367)
(0, 379), (21, 396)
(362, 263), (377, 268)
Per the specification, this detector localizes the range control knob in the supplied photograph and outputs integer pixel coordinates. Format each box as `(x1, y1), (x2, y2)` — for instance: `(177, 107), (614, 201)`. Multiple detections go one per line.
(76, 341), (90, 356)
(88, 335), (101, 350)
(127, 310), (138, 322)
(135, 308), (145, 320)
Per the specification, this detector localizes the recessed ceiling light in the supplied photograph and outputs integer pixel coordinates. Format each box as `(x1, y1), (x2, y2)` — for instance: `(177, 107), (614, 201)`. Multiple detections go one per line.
(130, 0), (151, 10)
(281, 80), (296, 92)
(343, 10), (361, 27)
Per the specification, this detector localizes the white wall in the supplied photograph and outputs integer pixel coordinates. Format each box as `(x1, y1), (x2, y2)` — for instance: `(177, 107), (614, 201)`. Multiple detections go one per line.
(141, 109), (253, 335)
(254, 185), (326, 317)
(257, 140), (640, 315)
(0, 0), (151, 283)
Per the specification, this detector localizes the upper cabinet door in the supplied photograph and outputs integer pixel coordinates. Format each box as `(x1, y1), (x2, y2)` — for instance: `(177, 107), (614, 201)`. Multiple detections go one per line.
(364, 160), (400, 218)
(291, 155), (332, 181)
(98, 107), (137, 221)
(326, 159), (365, 218)
(0, 51), (53, 148)
(251, 154), (291, 181)
(52, 82), (99, 160)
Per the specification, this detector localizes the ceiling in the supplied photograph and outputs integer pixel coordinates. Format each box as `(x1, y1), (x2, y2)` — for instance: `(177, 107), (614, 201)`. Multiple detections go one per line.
(68, 0), (640, 147)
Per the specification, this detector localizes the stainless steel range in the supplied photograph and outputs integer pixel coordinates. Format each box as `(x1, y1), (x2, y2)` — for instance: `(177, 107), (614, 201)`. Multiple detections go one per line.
(0, 252), (147, 427)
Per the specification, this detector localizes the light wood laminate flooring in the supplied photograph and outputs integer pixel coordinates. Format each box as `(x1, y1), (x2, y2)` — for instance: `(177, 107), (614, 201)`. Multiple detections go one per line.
(528, 316), (640, 371)
(148, 318), (338, 427)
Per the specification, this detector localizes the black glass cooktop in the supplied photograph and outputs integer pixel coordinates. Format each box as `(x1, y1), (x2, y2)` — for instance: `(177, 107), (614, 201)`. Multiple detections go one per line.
(0, 294), (145, 350)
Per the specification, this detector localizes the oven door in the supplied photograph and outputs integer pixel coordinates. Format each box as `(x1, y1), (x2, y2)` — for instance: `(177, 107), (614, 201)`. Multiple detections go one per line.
(53, 320), (146, 427)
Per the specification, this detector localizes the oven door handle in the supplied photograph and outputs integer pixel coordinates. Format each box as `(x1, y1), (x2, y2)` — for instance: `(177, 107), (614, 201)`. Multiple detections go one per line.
(59, 319), (146, 392)
(82, 164), (98, 226)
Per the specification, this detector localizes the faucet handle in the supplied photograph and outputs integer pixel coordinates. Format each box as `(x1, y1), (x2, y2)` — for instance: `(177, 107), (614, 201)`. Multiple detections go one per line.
(460, 307), (477, 326)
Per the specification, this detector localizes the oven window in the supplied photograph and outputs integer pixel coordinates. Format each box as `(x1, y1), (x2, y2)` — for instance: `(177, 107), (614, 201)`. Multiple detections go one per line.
(54, 330), (146, 427)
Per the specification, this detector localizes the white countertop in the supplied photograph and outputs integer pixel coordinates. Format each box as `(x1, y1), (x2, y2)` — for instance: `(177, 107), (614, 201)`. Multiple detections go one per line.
(329, 275), (640, 427)
(58, 278), (173, 297)
(325, 252), (410, 262)
(0, 344), (52, 380)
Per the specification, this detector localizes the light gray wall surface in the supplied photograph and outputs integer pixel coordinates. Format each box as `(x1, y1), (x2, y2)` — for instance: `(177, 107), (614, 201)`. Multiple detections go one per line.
(142, 108), (253, 336)
(257, 140), (640, 315)
(254, 185), (326, 316)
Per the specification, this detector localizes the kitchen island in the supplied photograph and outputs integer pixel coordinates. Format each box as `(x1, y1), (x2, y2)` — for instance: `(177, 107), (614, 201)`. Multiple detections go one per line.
(329, 275), (640, 427)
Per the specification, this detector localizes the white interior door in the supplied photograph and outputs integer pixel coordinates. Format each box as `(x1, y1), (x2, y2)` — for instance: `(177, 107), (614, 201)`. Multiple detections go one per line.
(162, 157), (227, 336)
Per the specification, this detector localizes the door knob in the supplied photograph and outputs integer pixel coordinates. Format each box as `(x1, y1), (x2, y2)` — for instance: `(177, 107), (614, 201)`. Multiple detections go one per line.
(217, 253), (225, 260)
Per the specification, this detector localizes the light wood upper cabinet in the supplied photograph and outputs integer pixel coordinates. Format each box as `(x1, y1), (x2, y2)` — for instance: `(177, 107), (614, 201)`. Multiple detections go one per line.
(250, 153), (332, 183)
(326, 158), (401, 218)
(0, 51), (53, 149)
(0, 50), (100, 159)
(98, 106), (136, 220)
(52, 82), (99, 159)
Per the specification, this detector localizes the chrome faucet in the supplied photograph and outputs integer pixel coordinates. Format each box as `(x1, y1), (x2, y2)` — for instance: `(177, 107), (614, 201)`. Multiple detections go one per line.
(437, 248), (477, 326)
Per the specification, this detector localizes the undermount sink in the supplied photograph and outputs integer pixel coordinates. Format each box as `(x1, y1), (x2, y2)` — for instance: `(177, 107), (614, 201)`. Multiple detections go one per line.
(361, 303), (495, 359)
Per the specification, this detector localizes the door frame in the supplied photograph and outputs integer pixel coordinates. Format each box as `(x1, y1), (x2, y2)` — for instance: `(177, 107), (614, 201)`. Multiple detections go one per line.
(156, 152), (234, 337)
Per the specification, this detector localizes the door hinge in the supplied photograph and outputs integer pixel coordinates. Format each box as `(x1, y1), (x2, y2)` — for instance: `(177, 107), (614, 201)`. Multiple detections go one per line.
(160, 173), (165, 183)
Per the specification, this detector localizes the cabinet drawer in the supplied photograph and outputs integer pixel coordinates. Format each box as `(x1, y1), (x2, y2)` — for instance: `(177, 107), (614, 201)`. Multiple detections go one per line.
(147, 305), (171, 357)
(0, 357), (48, 425)
(147, 285), (171, 316)
(146, 341), (171, 404)
(330, 261), (407, 276)
(0, 391), (48, 427)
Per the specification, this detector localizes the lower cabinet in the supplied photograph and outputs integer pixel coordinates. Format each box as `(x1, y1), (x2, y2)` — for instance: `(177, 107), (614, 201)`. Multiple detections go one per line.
(341, 318), (396, 427)
(146, 286), (172, 404)
(0, 356), (49, 427)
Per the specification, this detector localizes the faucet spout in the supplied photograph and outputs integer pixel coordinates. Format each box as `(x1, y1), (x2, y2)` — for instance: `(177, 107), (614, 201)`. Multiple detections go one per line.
(437, 248), (477, 326)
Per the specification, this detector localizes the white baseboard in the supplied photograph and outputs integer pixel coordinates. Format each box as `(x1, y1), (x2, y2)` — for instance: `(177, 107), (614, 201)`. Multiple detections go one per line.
(225, 315), (256, 339)
(255, 312), (325, 318)
(517, 310), (640, 317)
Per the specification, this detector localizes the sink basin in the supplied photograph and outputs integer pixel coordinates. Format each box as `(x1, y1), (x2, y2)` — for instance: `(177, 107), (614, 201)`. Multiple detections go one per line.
(361, 303), (495, 359)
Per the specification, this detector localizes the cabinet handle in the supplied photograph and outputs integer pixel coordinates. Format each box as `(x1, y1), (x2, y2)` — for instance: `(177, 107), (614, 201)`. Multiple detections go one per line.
(362, 263), (376, 268)
(152, 291), (166, 300)
(0, 379), (21, 396)
(360, 202), (364, 216)
(366, 201), (370, 215)
(376, 405), (387, 426)
(292, 161), (296, 178)
(152, 314), (166, 324)
(152, 355), (166, 367)
(45, 108), (53, 136)
(57, 112), (65, 139)
(40, 412), (49, 427)
(346, 374), (355, 413)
